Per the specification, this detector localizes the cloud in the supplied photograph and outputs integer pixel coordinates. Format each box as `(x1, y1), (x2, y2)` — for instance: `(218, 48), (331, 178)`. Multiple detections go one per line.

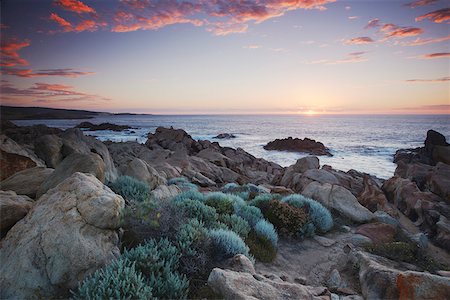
(396, 104), (450, 112)
(1, 68), (95, 78)
(0, 38), (30, 67)
(243, 44), (262, 49)
(404, 0), (438, 8)
(405, 76), (450, 83)
(308, 51), (369, 65)
(404, 34), (450, 46)
(381, 23), (423, 38)
(49, 12), (107, 33)
(348, 16), (359, 20)
(416, 8), (450, 23)
(365, 18), (382, 29)
(417, 52), (450, 59)
(54, 0), (95, 14)
(50, 12), (73, 32)
(345, 36), (374, 44)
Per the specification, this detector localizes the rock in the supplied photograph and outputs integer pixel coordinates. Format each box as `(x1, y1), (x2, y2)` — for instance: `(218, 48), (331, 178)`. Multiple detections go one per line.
(150, 184), (181, 201)
(0, 173), (124, 299)
(37, 153), (105, 198)
(350, 234), (373, 247)
(313, 235), (337, 247)
(435, 215), (450, 250)
(0, 191), (33, 237)
(214, 133), (236, 139)
(373, 211), (399, 227)
(409, 233), (429, 249)
(296, 156), (320, 173)
(425, 129), (449, 152)
(355, 223), (397, 244)
(427, 162), (450, 202)
(197, 148), (230, 168)
(0, 167), (54, 198)
(264, 137), (332, 156)
(0, 134), (44, 180)
(119, 157), (166, 190)
(75, 121), (134, 131)
(302, 182), (374, 223)
(207, 268), (330, 300)
(432, 145), (450, 164)
(34, 134), (63, 168)
(223, 254), (256, 274)
(304, 169), (340, 185)
(358, 175), (390, 213)
(357, 251), (450, 300)
(327, 269), (342, 289)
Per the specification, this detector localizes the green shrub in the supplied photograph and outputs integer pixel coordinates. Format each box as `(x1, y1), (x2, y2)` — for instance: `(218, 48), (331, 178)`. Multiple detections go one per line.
(108, 175), (150, 203)
(204, 192), (235, 215)
(122, 238), (189, 299)
(222, 183), (265, 201)
(168, 177), (198, 191)
(248, 193), (282, 208)
(282, 194), (333, 233)
(218, 214), (251, 239)
(175, 199), (218, 227)
(72, 258), (153, 300)
(208, 229), (250, 259)
(233, 203), (264, 226)
(254, 219), (278, 248)
(176, 218), (208, 255)
(259, 200), (308, 236)
(246, 231), (277, 263)
(173, 190), (205, 202)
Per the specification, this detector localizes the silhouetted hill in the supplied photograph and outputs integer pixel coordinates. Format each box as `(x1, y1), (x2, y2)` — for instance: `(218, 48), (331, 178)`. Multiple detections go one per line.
(0, 106), (110, 120)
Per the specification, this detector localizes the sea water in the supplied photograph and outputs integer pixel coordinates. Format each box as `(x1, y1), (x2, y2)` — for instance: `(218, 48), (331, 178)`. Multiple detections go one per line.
(14, 114), (450, 179)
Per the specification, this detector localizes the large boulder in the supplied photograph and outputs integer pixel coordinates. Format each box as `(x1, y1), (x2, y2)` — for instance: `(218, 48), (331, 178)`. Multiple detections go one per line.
(208, 268), (329, 300)
(37, 153), (105, 198)
(427, 162), (450, 202)
(355, 223), (397, 244)
(150, 184), (181, 201)
(0, 135), (44, 180)
(0, 173), (124, 299)
(0, 167), (54, 198)
(302, 182), (373, 223)
(0, 191), (33, 237)
(119, 157), (166, 190)
(34, 134), (63, 168)
(357, 251), (450, 299)
(357, 175), (390, 213)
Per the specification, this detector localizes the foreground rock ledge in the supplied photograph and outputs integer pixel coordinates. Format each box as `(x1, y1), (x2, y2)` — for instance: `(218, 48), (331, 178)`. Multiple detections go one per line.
(0, 172), (124, 299)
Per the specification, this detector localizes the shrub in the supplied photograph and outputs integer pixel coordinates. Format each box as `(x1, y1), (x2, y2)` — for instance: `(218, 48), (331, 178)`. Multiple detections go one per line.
(204, 192), (245, 215)
(208, 229), (250, 259)
(175, 199), (218, 227)
(122, 238), (189, 299)
(233, 203), (264, 227)
(108, 175), (149, 203)
(248, 193), (282, 208)
(168, 177), (198, 191)
(222, 183), (265, 201)
(282, 194), (333, 233)
(222, 182), (239, 192)
(246, 231), (277, 263)
(168, 177), (189, 185)
(176, 218), (208, 255)
(259, 200), (308, 236)
(72, 258), (153, 300)
(173, 190), (205, 202)
(254, 219), (278, 248)
(218, 214), (251, 239)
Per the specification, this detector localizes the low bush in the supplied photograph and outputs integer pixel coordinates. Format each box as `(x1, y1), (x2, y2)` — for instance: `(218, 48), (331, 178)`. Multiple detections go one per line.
(208, 229), (250, 260)
(282, 194), (333, 233)
(259, 200), (308, 236)
(72, 258), (153, 300)
(246, 231), (277, 263)
(204, 192), (235, 215)
(254, 219), (278, 248)
(173, 190), (205, 202)
(122, 238), (189, 299)
(233, 203), (264, 227)
(168, 177), (198, 191)
(222, 183), (265, 201)
(218, 214), (251, 239)
(176, 218), (208, 256)
(175, 199), (218, 227)
(248, 193), (282, 208)
(108, 175), (150, 203)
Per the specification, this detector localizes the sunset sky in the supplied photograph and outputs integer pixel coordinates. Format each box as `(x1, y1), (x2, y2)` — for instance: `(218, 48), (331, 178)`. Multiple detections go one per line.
(1, 0), (449, 114)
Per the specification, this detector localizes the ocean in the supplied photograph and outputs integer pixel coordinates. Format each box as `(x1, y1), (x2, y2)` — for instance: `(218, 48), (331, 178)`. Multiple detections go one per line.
(14, 114), (450, 179)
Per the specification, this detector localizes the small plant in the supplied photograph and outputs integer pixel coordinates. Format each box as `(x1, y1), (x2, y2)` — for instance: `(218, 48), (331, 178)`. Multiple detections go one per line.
(168, 177), (198, 191)
(246, 231), (277, 263)
(233, 203), (264, 226)
(259, 200), (308, 236)
(282, 194), (333, 233)
(72, 258), (153, 300)
(249, 193), (282, 208)
(208, 228), (250, 259)
(108, 175), (150, 203)
(254, 219), (278, 248)
(173, 190), (205, 202)
(218, 214), (251, 239)
(222, 183), (265, 201)
(176, 218), (208, 255)
(175, 199), (218, 227)
(204, 192), (235, 215)
(122, 238), (189, 299)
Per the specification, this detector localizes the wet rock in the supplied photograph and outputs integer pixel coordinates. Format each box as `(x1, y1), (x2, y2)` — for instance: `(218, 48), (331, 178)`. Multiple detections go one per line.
(264, 137), (332, 156)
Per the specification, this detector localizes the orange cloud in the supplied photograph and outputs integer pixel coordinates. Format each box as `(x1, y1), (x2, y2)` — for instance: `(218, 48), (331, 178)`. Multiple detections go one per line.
(416, 8), (450, 23)
(406, 77), (450, 83)
(2, 68), (94, 78)
(418, 52), (450, 59)
(50, 12), (73, 32)
(75, 20), (107, 32)
(54, 0), (95, 14)
(405, 34), (450, 46)
(345, 37), (374, 44)
(382, 24), (423, 38)
(404, 0), (437, 8)
(0, 38), (30, 67)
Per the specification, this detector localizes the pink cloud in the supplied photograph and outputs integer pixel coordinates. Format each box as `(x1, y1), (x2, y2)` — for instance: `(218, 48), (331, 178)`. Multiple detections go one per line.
(345, 36), (374, 44)
(365, 18), (381, 29)
(384, 26), (423, 38)
(418, 52), (450, 59)
(404, 0), (438, 8)
(54, 0), (96, 14)
(2, 68), (95, 78)
(416, 8), (450, 23)
(308, 51), (369, 65)
(406, 77), (450, 83)
(405, 34), (450, 46)
(75, 20), (107, 32)
(50, 12), (73, 32)
(0, 38), (30, 67)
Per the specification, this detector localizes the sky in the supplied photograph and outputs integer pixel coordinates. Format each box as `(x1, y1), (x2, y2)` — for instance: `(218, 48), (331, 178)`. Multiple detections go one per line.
(0, 0), (449, 114)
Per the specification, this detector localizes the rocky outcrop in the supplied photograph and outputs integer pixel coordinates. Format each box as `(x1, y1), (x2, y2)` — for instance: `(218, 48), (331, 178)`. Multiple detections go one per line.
(34, 134), (63, 168)
(355, 223), (397, 244)
(0, 167), (54, 198)
(119, 157), (166, 190)
(75, 121), (134, 131)
(0, 173), (124, 299)
(214, 133), (236, 139)
(0, 135), (45, 180)
(208, 268), (330, 300)
(0, 191), (33, 237)
(356, 251), (450, 300)
(357, 175), (391, 213)
(264, 137), (332, 156)
(37, 153), (106, 198)
(302, 181), (373, 223)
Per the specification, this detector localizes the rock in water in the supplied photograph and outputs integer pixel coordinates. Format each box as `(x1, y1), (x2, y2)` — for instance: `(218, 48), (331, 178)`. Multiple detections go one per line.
(75, 121), (133, 131)
(214, 133), (236, 139)
(264, 137), (332, 156)
(0, 173), (124, 299)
